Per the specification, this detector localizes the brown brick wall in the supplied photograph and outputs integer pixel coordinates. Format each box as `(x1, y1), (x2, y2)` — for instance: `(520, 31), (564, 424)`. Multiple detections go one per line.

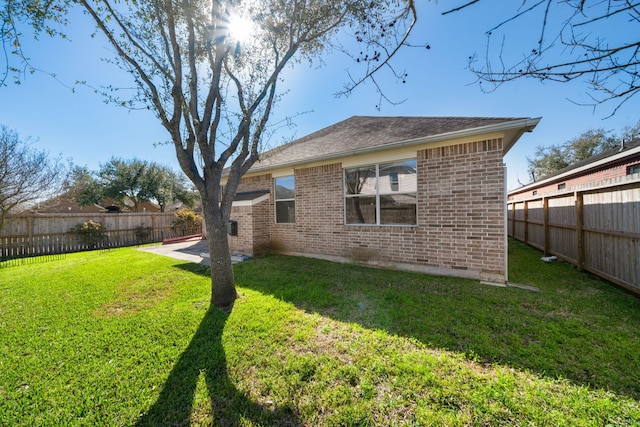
(228, 199), (273, 256)
(419, 139), (505, 279)
(251, 199), (272, 255)
(232, 138), (507, 282)
(228, 173), (274, 256)
(228, 205), (254, 255)
(271, 163), (345, 255)
(236, 174), (272, 193)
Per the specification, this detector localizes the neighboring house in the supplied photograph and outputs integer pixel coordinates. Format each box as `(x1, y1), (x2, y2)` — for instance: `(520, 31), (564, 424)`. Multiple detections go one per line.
(222, 116), (540, 283)
(33, 195), (164, 214)
(33, 195), (108, 214)
(506, 138), (640, 294)
(508, 138), (640, 201)
(124, 200), (162, 213)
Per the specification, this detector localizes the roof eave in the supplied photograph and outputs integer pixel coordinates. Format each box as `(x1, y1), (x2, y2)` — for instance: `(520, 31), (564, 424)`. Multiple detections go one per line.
(501, 117), (541, 155)
(245, 117), (541, 175)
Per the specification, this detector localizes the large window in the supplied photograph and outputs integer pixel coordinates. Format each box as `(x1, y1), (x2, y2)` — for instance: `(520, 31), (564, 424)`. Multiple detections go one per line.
(344, 159), (417, 225)
(275, 176), (295, 223)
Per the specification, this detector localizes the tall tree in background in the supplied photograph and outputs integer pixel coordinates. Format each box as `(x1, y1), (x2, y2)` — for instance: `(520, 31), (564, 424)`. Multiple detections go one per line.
(4, 0), (418, 308)
(99, 158), (154, 212)
(0, 125), (64, 233)
(445, 1), (640, 114)
(527, 120), (640, 180)
(68, 158), (196, 212)
(149, 165), (198, 212)
(621, 120), (640, 142)
(66, 166), (104, 208)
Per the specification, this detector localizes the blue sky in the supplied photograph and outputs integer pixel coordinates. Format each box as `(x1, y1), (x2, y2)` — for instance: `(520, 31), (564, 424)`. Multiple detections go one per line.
(1, 1), (638, 191)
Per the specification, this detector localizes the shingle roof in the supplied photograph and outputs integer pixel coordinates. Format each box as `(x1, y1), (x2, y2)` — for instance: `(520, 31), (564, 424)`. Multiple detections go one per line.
(252, 116), (532, 172)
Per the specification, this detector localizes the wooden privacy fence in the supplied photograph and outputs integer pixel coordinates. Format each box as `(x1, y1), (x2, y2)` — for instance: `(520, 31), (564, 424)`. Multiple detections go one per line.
(507, 179), (640, 295)
(0, 212), (201, 260)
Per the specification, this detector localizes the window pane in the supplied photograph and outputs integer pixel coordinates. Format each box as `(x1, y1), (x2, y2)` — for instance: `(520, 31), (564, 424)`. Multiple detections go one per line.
(345, 166), (376, 195)
(345, 196), (376, 224)
(380, 194), (416, 225)
(275, 200), (295, 223)
(379, 160), (417, 193)
(275, 176), (295, 200)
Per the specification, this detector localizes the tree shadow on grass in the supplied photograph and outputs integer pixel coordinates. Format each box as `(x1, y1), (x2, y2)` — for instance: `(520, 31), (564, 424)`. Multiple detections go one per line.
(232, 253), (640, 402)
(136, 283), (301, 426)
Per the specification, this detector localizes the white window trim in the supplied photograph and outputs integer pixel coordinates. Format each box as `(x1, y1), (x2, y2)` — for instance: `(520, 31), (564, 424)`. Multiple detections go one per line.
(274, 176), (295, 224)
(343, 159), (417, 226)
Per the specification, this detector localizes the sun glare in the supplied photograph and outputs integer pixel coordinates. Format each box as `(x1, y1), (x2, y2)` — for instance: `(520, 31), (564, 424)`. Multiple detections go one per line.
(228, 15), (254, 43)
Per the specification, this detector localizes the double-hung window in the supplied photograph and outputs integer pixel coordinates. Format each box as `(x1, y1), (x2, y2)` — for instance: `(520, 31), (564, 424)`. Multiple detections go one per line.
(274, 176), (295, 223)
(344, 159), (417, 225)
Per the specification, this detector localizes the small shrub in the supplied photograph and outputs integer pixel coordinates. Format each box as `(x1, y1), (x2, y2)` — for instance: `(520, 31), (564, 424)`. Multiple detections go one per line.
(172, 208), (202, 235)
(70, 220), (106, 248)
(134, 225), (153, 244)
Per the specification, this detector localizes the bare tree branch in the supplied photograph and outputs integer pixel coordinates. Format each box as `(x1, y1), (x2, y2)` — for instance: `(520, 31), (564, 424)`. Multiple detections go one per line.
(447, 0), (640, 114)
(0, 126), (65, 232)
(442, 0), (481, 15)
(337, 0), (418, 98)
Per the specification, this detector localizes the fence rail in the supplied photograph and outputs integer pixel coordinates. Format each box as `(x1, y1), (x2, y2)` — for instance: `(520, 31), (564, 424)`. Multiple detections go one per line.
(0, 212), (201, 264)
(508, 179), (640, 296)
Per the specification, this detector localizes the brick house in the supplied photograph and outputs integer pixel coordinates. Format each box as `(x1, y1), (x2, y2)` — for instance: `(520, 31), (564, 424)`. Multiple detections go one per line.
(508, 138), (640, 201)
(222, 116), (540, 283)
(33, 195), (164, 213)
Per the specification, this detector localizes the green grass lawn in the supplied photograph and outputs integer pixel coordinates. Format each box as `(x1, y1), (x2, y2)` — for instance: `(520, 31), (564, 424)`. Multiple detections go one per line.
(1, 239), (639, 426)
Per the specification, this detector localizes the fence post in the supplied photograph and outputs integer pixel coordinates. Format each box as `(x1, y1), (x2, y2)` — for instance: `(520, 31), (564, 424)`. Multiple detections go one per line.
(575, 191), (585, 271)
(543, 197), (550, 256)
(152, 213), (158, 241)
(523, 200), (529, 244)
(27, 215), (34, 256)
(510, 202), (515, 237)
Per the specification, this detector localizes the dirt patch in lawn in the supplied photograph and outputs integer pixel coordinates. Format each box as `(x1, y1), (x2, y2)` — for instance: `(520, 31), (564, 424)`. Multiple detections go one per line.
(94, 272), (177, 317)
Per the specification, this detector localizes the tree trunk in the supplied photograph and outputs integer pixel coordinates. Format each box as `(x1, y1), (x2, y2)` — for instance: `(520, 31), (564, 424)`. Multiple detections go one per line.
(202, 200), (237, 308)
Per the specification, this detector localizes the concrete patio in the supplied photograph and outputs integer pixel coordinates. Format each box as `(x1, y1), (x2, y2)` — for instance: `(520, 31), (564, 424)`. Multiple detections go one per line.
(137, 238), (248, 265)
